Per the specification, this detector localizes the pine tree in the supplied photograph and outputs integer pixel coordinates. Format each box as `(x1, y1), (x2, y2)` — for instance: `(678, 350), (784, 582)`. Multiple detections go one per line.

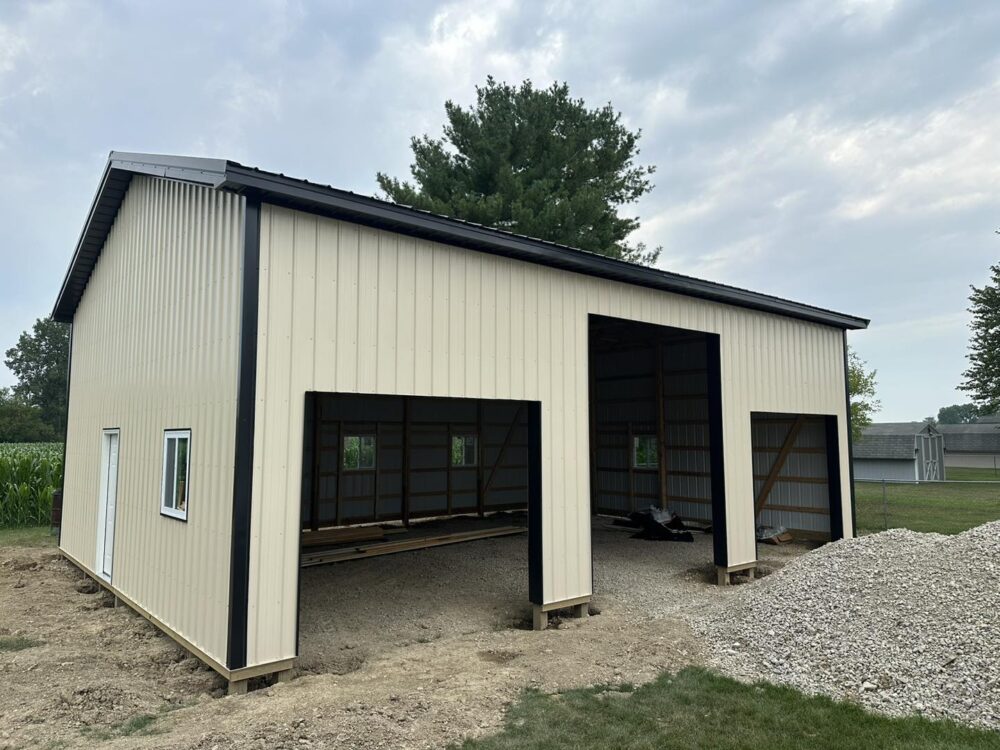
(377, 77), (660, 265)
(960, 263), (1000, 412)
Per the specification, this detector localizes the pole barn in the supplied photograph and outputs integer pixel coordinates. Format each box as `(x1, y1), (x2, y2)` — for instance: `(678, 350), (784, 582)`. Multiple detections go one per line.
(53, 152), (868, 691)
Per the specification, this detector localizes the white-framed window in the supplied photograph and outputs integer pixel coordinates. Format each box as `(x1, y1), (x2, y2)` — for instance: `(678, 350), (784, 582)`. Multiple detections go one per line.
(451, 434), (478, 467)
(343, 435), (376, 470)
(161, 429), (191, 520)
(633, 435), (658, 469)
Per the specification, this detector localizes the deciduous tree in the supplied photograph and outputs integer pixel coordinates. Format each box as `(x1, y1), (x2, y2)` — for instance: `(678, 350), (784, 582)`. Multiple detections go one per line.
(4, 317), (69, 437)
(848, 347), (879, 443)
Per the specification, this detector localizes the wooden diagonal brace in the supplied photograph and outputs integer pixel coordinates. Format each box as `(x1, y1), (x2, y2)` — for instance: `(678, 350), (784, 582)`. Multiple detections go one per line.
(754, 415), (806, 519)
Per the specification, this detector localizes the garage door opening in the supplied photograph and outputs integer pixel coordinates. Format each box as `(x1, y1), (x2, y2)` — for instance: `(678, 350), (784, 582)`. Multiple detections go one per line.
(295, 393), (541, 671)
(750, 412), (845, 543)
(588, 314), (727, 586)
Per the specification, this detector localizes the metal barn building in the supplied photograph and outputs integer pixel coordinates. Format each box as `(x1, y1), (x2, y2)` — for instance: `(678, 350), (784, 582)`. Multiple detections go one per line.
(53, 152), (868, 691)
(938, 422), (1000, 471)
(853, 422), (945, 481)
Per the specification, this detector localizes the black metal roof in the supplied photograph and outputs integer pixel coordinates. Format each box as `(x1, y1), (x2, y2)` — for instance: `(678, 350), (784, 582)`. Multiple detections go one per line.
(53, 151), (870, 329)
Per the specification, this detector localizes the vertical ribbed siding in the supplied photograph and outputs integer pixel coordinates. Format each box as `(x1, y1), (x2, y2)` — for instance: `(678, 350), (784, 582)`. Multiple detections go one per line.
(249, 204), (852, 667)
(60, 176), (242, 665)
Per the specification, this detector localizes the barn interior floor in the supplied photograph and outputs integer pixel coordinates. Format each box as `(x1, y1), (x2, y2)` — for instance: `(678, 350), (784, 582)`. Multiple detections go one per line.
(296, 517), (811, 676)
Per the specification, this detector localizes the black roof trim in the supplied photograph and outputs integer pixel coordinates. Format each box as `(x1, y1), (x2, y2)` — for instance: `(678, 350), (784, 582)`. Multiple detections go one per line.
(53, 152), (869, 329)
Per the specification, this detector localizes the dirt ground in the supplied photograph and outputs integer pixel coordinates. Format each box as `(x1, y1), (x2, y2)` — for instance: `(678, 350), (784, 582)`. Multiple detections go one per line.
(0, 521), (809, 749)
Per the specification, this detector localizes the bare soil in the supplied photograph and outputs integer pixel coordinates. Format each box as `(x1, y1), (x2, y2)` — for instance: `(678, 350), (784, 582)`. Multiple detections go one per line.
(0, 522), (808, 749)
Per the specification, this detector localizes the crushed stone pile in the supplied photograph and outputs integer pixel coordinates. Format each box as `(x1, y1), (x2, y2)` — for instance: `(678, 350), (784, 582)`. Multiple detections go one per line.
(695, 521), (1000, 730)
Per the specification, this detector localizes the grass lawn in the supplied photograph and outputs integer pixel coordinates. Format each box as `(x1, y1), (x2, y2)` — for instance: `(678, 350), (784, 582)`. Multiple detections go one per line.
(855, 480), (999, 535)
(946, 467), (1000, 481)
(0, 525), (56, 548)
(457, 669), (1000, 750)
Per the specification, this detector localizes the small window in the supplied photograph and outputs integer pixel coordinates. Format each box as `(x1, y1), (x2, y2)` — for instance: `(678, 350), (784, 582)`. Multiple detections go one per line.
(343, 435), (376, 470)
(451, 434), (478, 467)
(633, 435), (658, 469)
(161, 429), (191, 520)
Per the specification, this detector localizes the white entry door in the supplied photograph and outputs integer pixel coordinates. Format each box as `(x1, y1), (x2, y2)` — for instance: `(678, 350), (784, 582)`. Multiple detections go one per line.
(96, 429), (120, 581)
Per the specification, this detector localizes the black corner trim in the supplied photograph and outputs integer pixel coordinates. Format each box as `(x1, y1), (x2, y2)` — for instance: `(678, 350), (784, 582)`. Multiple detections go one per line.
(842, 331), (857, 537)
(58, 323), (73, 547)
(527, 401), (543, 605)
(706, 334), (728, 569)
(227, 195), (261, 671)
(825, 415), (845, 541)
(295, 392), (315, 657)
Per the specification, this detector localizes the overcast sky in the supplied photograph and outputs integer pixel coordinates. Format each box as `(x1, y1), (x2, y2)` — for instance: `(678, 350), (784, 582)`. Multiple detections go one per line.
(1, 0), (997, 421)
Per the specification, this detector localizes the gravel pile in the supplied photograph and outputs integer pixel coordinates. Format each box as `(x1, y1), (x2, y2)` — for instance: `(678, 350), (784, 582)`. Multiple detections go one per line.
(695, 521), (1000, 730)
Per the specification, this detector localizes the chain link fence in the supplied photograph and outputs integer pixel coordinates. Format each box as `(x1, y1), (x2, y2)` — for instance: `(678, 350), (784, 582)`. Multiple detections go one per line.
(855, 478), (1000, 535)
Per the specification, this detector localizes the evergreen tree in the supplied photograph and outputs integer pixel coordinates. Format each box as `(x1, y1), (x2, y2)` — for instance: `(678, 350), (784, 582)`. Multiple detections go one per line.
(960, 264), (1000, 413)
(378, 77), (660, 265)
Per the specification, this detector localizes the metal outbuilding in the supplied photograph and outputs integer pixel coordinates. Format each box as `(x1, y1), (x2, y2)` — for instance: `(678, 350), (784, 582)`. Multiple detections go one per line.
(853, 422), (945, 481)
(53, 152), (868, 691)
(937, 421), (1000, 471)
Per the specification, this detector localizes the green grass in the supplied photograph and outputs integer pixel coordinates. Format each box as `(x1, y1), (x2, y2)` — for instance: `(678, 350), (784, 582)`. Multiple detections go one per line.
(946, 466), (1000, 481)
(81, 713), (161, 741)
(456, 668), (1000, 749)
(0, 635), (43, 652)
(0, 525), (54, 548)
(855, 480), (1000, 535)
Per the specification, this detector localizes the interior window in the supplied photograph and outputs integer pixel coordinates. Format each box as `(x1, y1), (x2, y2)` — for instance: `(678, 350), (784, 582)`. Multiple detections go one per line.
(451, 434), (478, 467)
(633, 434), (658, 469)
(343, 435), (376, 470)
(161, 429), (191, 520)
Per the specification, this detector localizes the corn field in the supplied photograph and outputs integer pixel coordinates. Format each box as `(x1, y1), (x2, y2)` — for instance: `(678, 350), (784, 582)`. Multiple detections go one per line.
(0, 443), (62, 527)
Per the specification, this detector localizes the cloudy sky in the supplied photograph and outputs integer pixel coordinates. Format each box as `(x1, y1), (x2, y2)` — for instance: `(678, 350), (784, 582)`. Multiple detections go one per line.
(1, 0), (997, 421)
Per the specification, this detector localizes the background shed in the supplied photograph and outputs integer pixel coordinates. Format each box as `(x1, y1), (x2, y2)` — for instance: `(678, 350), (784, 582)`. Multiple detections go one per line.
(853, 422), (945, 481)
(937, 421), (1000, 471)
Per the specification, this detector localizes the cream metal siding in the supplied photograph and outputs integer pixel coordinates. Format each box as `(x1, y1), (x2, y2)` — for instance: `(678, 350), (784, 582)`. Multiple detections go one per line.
(60, 176), (243, 666)
(247, 203), (853, 667)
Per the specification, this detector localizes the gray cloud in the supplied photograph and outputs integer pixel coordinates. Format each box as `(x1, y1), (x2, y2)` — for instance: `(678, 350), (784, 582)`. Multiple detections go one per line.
(1, 0), (997, 420)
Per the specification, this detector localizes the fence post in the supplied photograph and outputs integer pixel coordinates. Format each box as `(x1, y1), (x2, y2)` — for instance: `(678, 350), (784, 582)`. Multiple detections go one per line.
(881, 478), (888, 530)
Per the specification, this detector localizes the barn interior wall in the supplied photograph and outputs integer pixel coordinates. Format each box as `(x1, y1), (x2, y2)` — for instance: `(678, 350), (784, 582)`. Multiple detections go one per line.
(301, 394), (528, 528)
(590, 327), (714, 522)
(750, 413), (833, 537)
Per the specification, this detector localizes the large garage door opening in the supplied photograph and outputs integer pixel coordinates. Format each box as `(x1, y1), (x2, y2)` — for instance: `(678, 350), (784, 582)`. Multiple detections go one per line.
(295, 393), (541, 671)
(588, 315), (727, 577)
(750, 412), (845, 543)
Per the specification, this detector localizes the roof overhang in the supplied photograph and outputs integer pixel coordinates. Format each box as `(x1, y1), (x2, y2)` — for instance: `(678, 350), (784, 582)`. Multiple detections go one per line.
(53, 151), (870, 330)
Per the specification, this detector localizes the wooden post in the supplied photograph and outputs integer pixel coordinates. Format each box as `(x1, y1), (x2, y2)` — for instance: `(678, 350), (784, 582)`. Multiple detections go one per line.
(402, 397), (411, 527)
(626, 421), (635, 513)
(373, 422), (381, 522)
(228, 679), (248, 696)
(310, 396), (321, 531)
(655, 342), (668, 511)
(335, 421), (344, 526)
(446, 422), (453, 515)
(476, 402), (485, 516)
(754, 415), (806, 519)
(532, 605), (547, 631)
